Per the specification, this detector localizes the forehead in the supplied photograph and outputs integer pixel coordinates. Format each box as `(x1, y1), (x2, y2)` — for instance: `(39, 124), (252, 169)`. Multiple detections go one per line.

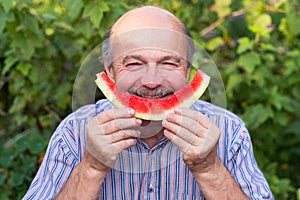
(110, 28), (188, 61)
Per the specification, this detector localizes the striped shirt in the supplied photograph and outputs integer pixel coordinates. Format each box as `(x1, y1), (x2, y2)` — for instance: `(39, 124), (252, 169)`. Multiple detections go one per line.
(23, 99), (273, 200)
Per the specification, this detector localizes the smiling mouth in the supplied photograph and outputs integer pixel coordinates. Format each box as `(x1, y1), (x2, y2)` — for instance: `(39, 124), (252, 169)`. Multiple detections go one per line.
(128, 87), (174, 99)
(134, 91), (174, 99)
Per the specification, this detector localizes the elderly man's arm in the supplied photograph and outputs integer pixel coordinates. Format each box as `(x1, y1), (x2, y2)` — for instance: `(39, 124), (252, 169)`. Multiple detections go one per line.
(56, 108), (141, 199)
(162, 107), (251, 199)
(55, 151), (109, 200)
(188, 146), (249, 200)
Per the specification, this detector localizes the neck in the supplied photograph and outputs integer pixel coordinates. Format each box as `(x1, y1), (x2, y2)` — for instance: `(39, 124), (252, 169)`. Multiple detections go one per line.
(140, 130), (165, 148)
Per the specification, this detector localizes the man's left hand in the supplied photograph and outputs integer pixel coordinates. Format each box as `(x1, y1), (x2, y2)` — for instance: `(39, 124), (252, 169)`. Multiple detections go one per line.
(162, 107), (221, 174)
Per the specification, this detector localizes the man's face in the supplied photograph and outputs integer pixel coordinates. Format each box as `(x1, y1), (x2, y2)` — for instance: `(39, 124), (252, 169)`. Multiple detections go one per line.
(106, 29), (191, 97)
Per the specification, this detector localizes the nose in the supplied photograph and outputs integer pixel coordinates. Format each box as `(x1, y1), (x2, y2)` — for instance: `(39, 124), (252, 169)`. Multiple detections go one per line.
(140, 62), (163, 89)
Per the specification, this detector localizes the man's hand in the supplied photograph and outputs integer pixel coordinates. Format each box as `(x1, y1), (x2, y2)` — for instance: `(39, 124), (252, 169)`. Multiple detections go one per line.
(56, 108), (142, 200)
(85, 108), (142, 171)
(162, 107), (221, 174)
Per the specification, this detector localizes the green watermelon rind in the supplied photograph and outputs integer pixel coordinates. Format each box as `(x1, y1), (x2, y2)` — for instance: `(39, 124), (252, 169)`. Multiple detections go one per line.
(95, 70), (210, 121)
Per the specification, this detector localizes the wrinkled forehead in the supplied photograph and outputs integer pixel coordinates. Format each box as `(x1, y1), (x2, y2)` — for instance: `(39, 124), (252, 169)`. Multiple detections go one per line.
(110, 28), (188, 60)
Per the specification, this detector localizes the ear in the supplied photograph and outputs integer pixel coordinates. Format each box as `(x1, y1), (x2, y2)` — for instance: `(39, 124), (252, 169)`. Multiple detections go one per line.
(186, 67), (191, 80)
(104, 65), (115, 81)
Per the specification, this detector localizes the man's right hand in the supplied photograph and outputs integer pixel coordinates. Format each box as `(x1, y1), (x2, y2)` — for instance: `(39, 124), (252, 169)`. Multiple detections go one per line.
(85, 108), (142, 172)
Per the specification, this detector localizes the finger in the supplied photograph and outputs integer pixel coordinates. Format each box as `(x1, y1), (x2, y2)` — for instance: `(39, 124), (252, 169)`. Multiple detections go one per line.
(162, 119), (199, 145)
(108, 129), (141, 143)
(101, 118), (142, 135)
(174, 107), (210, 129)
(96, 108), (135, 124)
(165, 113), (207, 138)
(112, 138), (137, 153)
(163, 129), (192, 153)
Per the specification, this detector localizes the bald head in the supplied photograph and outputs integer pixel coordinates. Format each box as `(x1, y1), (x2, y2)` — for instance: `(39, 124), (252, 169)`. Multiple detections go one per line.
(111, 6), (184, 36)
(102, 6), (194, 68)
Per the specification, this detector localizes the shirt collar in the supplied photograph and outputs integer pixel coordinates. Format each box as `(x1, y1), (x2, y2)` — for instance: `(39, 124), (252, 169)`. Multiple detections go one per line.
(136, 136), (169, 152)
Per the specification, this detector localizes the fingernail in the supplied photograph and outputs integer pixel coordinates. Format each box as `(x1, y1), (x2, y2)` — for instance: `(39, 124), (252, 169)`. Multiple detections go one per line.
(162, 120), (166, 126)
(128, 108), (135, 115)
(167, 113), (174, 120)
(135, 119), (142, 125)
(175, 107), (182, 113)
(163, 129), (170, 135)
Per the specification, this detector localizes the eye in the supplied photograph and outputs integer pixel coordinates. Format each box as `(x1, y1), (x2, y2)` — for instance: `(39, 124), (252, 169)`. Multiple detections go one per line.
(125, 62), (143, 67)
(161, 62), (179, 67)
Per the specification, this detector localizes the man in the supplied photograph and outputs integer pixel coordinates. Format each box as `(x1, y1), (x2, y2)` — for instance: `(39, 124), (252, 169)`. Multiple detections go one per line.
(23, 6), (273, 200)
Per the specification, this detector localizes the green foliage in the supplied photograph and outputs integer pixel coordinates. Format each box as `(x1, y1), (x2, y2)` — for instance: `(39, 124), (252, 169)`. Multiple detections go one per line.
(0, 0), (299, 199)
(202, 0), (300, 199)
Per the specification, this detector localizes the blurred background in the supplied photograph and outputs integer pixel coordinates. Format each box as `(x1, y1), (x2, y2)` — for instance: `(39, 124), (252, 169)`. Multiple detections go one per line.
(0, 0), (299, 199)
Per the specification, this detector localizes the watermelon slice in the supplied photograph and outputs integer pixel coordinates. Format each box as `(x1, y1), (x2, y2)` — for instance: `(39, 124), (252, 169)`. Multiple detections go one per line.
(95, 69), (210, 120)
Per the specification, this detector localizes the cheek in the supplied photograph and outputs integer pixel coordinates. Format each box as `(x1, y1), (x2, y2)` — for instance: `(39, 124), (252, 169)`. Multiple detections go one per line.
(114, 72), (140, 92)
(164, 71), (188, 90)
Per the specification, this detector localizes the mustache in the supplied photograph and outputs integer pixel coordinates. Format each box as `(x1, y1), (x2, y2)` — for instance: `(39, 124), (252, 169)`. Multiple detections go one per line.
(128, 87), (174, 99)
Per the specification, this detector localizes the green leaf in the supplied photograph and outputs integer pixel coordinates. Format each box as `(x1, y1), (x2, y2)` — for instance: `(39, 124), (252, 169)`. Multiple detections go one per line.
(287, 49), (300, 57)
(10, 31), (42, 60)
(9, 97), (26, 114)
(237, 37), (254, 54)
(7, 171), (24, 187)
(238, 52), (261, 74)
(188, 67), (197, 82)
(205, 37), (224, 51)
(63, 0), (83, 21)
(20, 156), (37, 174)
(249, 14), (272, 38)
(41, 12), (58, 21)
(28, 66), (39, 83)
(260, 43), (277, 52)
(21, 12), (40, 35)
(16, 114), (29, 127)
(9, 74), (26, 94)
(16, 62), (32, 76)
(286, 9), (300, 37)
(38, 114), (52, 128)
(279, 18), (290, 38)
(0, 189), (10, 200)
(15, 137), (29, 153)
(75, 18), (94, 38)
(28, 136), (46, 155)
(292, 87), (300, 101)
(1, 0), (14, 13)
(242, 104), (274, 129)
(83, 1), (110, 28)
(53, 21), (74, 32)
(226, 74), (242, 93)
(0, 149), (15, 169)
(214, 0), (231, 18)
(0, 8), (6, 34)
(2, 56), (18, 75)
(54, 83), (72, 109)
(252, 66), (269, 87)
(0, 171), (6, 186)
(270, 94), (289, 111)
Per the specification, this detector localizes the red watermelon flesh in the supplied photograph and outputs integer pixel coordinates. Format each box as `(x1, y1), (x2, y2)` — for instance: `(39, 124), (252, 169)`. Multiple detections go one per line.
(95, 70), (210, 120)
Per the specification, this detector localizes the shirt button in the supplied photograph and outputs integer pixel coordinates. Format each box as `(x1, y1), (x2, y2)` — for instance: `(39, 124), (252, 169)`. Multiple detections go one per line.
(148, 185), (154, 193)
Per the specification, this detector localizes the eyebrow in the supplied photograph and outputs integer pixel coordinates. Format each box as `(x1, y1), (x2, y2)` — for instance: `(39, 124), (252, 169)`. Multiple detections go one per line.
(158, 55), (182, 63)
(122, 55), (146, 64)
(122, 54), (183, 64)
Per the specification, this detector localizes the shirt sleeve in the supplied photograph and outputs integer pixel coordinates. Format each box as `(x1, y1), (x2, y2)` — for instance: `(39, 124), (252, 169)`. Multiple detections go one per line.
(22, 100), (111, 200)
(226, 124), (274, 200)
(22, 117), (80, 200)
